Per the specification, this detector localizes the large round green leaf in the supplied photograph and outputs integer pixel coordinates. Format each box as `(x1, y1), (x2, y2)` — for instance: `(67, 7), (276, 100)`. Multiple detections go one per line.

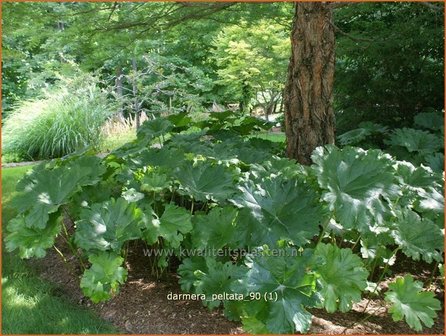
(74, 198), (143, 252)
(175, 161), (237, 202)
(241, 247), (319, 334)
(231, 176), (327, 247)
(312, 146), (398, 232)
(391, 209), (444, 263)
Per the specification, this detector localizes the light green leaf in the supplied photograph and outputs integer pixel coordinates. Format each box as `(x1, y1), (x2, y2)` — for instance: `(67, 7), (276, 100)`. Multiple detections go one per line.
(140, 172), (170, 193)
(385, 275), (441, 331)
(192, 206), (238, 250)
(121, 188), (145, 203)
(138, 147), (185, 170)
(313, 243), (368, 313)
(144, 203), (192, 248)
(80, 252), (128, 303)
(395, 161), (440, 190)
(241, 247), (319, 333)
(194, 258), (246, 309)
(178, 257), (208, 292)
(5, 213), (61, 259)
(12, 155), (105, 229)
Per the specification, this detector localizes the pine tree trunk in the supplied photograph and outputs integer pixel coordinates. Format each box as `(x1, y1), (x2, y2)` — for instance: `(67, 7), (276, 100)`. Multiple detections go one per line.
(284, 3), (336, 165)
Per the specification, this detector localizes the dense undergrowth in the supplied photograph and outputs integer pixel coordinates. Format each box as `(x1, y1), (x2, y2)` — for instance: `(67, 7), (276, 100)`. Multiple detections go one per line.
(5, 112), (444, 333)
(337, 110), (444, 172)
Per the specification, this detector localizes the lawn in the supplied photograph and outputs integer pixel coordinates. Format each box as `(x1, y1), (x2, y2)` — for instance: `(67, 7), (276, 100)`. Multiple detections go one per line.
(2, 165), (117, 334)
(250, 131), (286, 143)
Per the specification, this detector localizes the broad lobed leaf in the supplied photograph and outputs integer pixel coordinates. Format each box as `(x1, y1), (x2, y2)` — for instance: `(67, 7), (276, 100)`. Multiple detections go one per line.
(385, 275), (441, 331)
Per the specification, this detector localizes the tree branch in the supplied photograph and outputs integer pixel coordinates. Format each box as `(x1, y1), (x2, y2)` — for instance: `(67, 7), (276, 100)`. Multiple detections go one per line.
(328, 2), (355, 10)
(163, 3), (236, 29)
(331, 23), (375, 43)
(107, 2), (118, 22)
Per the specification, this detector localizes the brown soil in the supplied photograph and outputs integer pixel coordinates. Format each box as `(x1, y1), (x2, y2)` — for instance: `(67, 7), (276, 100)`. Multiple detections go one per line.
(34, 238), (444, 334)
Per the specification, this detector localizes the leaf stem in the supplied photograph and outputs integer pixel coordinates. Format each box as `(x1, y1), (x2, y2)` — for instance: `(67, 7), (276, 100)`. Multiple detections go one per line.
(364, 246), (400, 312)
(351, 235), (362, 252)
(426, 260), (440, 288)
(54, 245), (67, 263)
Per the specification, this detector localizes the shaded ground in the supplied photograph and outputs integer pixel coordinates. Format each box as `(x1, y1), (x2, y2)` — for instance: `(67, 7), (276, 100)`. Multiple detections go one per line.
(34, 238), (445, 334)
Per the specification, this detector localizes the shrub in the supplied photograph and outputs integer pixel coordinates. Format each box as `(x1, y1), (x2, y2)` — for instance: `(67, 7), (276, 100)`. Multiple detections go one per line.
(2, 75), (112, 160)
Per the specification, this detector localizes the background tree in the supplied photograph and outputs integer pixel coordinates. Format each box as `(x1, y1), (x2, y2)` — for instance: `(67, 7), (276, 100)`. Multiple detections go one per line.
(211, 20), (289, 116)
(2, 2), (443, 164)
(334, 2), (444, 134)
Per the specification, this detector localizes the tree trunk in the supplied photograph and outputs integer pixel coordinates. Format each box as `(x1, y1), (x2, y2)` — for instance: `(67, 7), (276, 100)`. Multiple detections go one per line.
(115, 65), (124, 120)
(279, 88), (285, 113)
(284, 3), (336, 165)
(132, 57), (141, 129)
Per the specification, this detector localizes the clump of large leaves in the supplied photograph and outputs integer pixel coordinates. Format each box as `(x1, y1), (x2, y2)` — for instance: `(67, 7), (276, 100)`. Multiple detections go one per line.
(231, 176), (327, 247)
(413, 111), (444, 132)
(312, 146), (399, 233)
(240, 247), (319, 334)
(5, 113), (445, 333)
(312, 243), (368, 313)
(80, 252), (128, 303)
(385, 275), (441, 331)
(386, 128), (442, 156)
(74, 198), (143, 252)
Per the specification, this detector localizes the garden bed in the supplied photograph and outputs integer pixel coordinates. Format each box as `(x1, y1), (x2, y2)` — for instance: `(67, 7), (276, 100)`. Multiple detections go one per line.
(35, 237), (444, 334)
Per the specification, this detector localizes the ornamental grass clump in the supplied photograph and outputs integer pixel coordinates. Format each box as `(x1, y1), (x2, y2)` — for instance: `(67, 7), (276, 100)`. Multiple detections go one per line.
(2, 76), (112, 160)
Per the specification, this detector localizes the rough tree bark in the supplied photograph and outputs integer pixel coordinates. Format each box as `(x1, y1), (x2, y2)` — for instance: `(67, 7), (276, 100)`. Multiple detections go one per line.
(284, 3), (336, 165)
